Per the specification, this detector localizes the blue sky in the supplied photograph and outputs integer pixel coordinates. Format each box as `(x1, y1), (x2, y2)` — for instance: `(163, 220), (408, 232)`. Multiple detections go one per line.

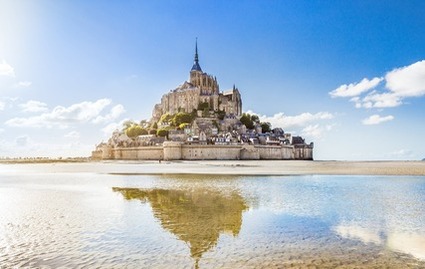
(1, 0), (425, 160)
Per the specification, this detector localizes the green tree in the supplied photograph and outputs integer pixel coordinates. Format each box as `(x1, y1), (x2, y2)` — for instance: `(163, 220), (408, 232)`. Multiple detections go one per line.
(260, 122), (272, 133)
(251, 114), (260, 124)
(172, 112), (193, 126)
(159, 113), (173, 125)
(157, 128), (169, 137)
(179, 123), (190, 130)
(126, 125), (146, 138)
(240, 113), (254, 129)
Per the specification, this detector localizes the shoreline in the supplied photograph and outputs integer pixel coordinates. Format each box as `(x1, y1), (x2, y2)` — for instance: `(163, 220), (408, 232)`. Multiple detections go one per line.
(1, 160), (425, 176)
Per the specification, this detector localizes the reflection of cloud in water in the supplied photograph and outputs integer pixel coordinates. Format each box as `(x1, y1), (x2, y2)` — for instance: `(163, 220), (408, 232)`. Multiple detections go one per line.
(388, 232), (425, 261)
(113, 187), (248, 267)
(334, 224), (383, 245)
(334, 222), (425, 261)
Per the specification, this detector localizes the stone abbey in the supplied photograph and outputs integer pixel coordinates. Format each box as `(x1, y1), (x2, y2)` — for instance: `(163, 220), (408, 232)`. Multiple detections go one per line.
(152, 40), (242, 122)
(92, 41), (313, 161)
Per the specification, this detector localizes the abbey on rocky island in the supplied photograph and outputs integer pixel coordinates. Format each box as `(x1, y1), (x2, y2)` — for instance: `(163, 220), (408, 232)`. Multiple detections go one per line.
(152, 40), (242, 122)
(92, 41), (313, 161)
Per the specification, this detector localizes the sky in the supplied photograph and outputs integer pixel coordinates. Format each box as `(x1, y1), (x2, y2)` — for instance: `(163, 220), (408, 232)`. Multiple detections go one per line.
(1, 0), (425, 160)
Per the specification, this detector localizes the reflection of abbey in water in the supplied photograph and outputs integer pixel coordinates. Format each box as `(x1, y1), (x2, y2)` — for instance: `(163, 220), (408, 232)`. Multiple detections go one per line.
(113, 187), (249, 267)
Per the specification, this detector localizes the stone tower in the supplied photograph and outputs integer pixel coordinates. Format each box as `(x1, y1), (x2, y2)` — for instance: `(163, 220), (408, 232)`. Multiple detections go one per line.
(189, 39), (219, 97)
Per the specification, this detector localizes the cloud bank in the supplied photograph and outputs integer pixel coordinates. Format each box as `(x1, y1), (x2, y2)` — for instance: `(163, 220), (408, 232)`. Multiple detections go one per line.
(245, 110), (334, 139)
(92, 104), (126, 124)
(362, 114), (394, 125)
(5, 98), (125, 128)
(20, 100), (49, 113)
(330, 60), (425, 109)
(330, 77), (383, 98)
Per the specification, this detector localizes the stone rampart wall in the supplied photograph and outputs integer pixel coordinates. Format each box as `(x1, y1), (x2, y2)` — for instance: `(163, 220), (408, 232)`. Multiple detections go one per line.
(240, 145), (260, 160)
(112, 147), (163, 160)
(102, 144), (313, 161)
(181, 144), (241, 160)
(282, 146), (295, 160)
(257, 145), (283, 160)
(294, 146), (313, 160)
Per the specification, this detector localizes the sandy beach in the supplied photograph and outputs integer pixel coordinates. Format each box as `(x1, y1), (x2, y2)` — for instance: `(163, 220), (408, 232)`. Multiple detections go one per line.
(1, 160), (425, 176)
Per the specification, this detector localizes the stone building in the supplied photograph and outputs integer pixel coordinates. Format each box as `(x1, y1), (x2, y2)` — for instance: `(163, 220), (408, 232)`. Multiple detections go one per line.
(152, 41), (242, 122)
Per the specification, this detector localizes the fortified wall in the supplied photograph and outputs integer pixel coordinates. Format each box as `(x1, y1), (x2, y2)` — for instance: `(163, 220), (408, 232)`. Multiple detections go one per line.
(93, 142), (313, 161)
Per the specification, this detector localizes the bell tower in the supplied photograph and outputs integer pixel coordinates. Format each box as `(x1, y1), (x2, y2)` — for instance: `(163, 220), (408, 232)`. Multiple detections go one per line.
(189, 39), (219, 97)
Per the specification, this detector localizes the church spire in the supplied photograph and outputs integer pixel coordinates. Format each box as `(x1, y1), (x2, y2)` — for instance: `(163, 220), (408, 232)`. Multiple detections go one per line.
(194, 38), (199, 63)
(191, 38), (202, 72)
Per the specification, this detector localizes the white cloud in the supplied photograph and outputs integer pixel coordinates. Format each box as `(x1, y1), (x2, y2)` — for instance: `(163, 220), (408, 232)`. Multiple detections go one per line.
(0, 128), (4, 134)
(332, 60), (425, 109)
(5, 98), (113, 128)
(247, 110), (334, 129)
(349, 97), (363, 108)
(0, 60), (15, 77)
(64, 131), (80, 139)
(386, 60), (425, 97)
(301, 124), (335, 139)
(92, 104), (126, 124)
(19, 100), (48, 113)
(362, 114), (394, 125)
(362, 92), (402, 108)
(15, 81), (32, 88)
(0, 101), (5, 111)
(329, 77), (383, 98)
(302, 124), (322, 139)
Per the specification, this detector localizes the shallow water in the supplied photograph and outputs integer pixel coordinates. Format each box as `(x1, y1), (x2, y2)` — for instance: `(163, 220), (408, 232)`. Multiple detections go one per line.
(1, 169), (425, 268)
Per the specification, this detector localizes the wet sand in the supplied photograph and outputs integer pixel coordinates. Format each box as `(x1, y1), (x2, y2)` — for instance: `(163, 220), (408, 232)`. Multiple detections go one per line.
(2, 160), (425, 176)
(1, 161), (425, 268)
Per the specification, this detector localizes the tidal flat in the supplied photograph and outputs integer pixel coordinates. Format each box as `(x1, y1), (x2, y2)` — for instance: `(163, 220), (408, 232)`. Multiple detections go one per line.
(2, 160), (425, 176)
(0, 163), (425, 268)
